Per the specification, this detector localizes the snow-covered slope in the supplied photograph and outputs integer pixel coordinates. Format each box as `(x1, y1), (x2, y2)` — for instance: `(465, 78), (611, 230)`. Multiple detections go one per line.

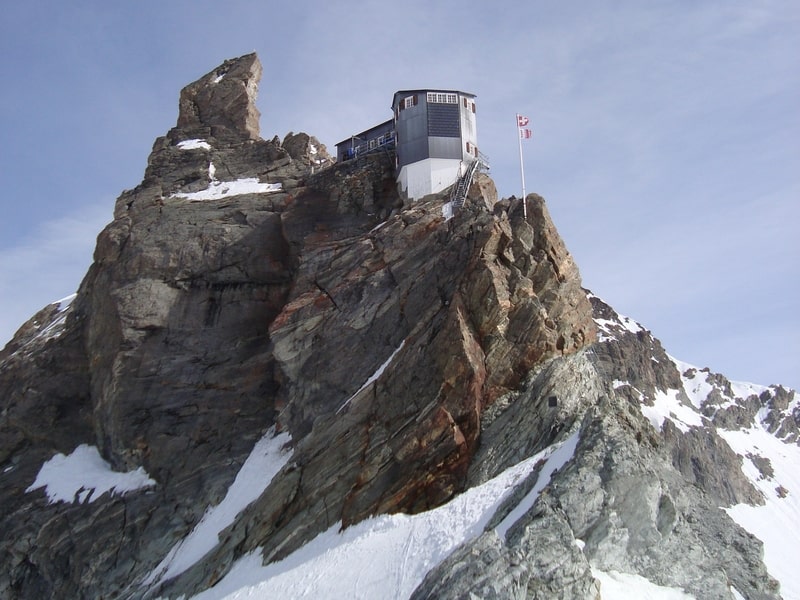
(187, 433), (579, 600)
(144, 428), (292, 588)
(591, 300), (798, 600)
(646, 359), (800, 599)
(149, 331), (798, 600)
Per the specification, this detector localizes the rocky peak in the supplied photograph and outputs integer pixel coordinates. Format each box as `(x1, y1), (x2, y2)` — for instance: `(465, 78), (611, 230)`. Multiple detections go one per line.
(0, 53), (794, 600)
(175, 52), (262, 141)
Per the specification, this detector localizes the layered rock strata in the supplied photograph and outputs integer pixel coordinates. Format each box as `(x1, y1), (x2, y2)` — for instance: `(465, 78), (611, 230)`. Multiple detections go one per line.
(1, 53), (793, 600)
(0, 54), (595, 599)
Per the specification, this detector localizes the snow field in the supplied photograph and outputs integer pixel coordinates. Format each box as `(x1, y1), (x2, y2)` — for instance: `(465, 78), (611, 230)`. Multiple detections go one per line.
(602, 326), (798, 599)
(639, 388), (704, 433)
(591, 569), (696, 599)
(663, 357), (800, 599)
(144, 428), (292, 587)
(721, 425), (800, 600)
(495, 431), (580, 539)
(190, 432), (581, 600)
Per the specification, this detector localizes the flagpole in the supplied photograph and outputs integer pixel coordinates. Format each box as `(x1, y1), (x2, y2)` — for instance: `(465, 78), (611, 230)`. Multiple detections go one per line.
(516, 114), (527, 218)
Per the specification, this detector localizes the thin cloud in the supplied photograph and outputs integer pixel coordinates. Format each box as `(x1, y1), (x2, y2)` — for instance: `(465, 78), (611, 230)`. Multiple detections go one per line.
(0, 202), (111, 346)
(0, 1), (796, 390)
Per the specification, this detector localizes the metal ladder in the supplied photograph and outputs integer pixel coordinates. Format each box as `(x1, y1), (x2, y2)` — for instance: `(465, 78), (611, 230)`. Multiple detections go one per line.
(450, 159), (480, 208)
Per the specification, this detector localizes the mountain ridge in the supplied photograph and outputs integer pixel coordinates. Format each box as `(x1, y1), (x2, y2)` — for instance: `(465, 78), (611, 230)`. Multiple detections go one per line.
(0, 53), (796, 600)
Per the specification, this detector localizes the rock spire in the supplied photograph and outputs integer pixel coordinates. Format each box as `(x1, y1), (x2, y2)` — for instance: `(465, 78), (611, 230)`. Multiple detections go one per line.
(175, 52), (262, 141)
(0, 53), (792, 600)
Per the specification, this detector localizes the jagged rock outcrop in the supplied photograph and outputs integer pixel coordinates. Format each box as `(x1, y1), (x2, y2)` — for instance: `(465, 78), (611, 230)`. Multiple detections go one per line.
(413, 298), (787, 600)
(175, 52), (262, 141)
(0, 53), (594, 599)
(0, 53), (795, 600)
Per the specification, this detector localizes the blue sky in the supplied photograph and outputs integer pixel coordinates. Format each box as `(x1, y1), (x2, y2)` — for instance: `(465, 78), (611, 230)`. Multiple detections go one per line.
(1, 0), (798, 390)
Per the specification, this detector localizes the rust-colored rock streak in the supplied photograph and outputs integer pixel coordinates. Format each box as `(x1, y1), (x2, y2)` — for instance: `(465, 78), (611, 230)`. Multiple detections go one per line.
(0, 52), (595, 599)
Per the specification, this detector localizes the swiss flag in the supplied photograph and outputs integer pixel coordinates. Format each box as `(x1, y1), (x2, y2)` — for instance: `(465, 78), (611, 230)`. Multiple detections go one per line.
(520, 128), (532, 139)
(517, 115), (529, 127)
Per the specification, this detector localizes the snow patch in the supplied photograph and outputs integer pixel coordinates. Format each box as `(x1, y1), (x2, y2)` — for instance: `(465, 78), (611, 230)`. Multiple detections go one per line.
(618, 314), (644, 334)
(190, 433), (581, 600)
(672, 361), (715, 410)
(730, 587), (746, 600)
(496, 430), (580, 539)
(144, 428), (292, 587)
(177, 139), (211, 151)
(170, 157), (281, 201)
(591, 569), (696, 599)
(662, 355), (799, 597)
(595, 326), (615, 343)
(337, 341), (405, 414)
(640, 388), (703, 433)
(35, 293), (77, 344)
(26, 444), (155, 504)
(369, 219), (389, 234)
(56, 292), (77, 311)
(593, 311), (645, 343)
(171, 177), (282, 201)
(729, 378), (771, 403)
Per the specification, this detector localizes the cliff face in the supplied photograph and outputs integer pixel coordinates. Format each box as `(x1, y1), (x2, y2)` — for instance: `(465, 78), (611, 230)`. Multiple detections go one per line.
(413, 296), (792, 599)
(0, 54), (795, 600)
(0, 54), (592, 598)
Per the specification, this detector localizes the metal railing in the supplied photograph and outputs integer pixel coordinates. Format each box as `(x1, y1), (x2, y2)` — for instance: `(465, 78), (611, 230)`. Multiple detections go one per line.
(449, 150), (490, 209)
(341, 132), (396, 161)
(450, 159), (480, 208)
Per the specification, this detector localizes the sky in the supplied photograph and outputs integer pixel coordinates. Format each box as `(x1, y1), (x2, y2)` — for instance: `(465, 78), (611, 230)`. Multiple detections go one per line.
(0, 0), (797, 390)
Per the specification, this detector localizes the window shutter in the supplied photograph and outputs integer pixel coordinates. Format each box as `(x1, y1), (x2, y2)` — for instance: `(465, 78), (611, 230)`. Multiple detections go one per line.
(413, 94), (418, 106)
(463, 97), (467, 108)
(471, 102), (476, 114)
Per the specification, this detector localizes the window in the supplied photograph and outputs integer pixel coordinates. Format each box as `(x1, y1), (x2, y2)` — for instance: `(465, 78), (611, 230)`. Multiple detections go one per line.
(404, 95), (416, 109)
(427, 92), (458, 104)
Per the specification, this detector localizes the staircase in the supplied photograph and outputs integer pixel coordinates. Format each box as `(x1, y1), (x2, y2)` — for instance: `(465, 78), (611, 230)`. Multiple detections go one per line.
(450, 152), (489, 209)
(450, 160), (479, 208)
